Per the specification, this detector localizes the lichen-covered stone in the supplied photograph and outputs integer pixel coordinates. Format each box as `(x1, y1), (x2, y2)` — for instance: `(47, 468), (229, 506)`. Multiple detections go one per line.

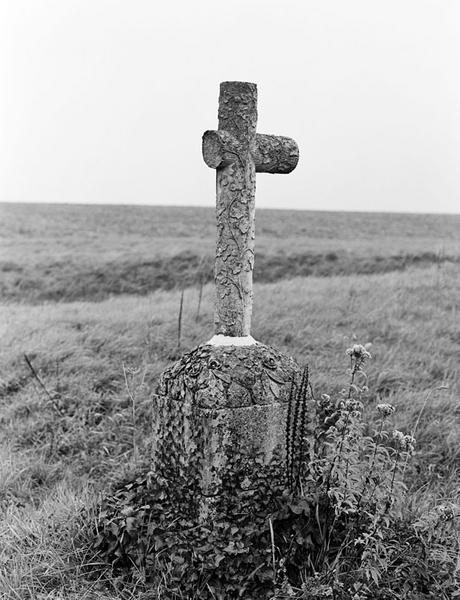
(202, 81), (299, 337)
(153, 342), (301, 519)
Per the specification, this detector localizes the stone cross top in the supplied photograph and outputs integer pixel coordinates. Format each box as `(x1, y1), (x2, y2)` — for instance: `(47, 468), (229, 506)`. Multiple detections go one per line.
(203, 81), (299, 338)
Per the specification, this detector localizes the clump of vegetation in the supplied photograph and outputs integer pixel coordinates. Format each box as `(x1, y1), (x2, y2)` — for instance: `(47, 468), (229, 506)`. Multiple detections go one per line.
(91, 344), (459, 599)
(273, 345), (458, 599)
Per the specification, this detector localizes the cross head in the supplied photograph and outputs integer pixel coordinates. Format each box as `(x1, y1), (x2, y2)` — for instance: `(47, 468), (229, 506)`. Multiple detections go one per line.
(203, 81), (299, 338)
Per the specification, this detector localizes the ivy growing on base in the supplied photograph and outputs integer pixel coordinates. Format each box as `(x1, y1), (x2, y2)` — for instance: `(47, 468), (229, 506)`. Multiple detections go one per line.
(91, 345), (459, 600)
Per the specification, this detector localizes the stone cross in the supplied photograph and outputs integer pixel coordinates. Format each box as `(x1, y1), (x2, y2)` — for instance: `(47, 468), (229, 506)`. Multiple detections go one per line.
(202, 81), (299, 338)
(154, 81), (301, 533)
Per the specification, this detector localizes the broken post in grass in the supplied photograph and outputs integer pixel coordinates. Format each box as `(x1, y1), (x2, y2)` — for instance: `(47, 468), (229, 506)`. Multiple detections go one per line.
(154, 81), (302, 521)
(177, 288), (184, 350)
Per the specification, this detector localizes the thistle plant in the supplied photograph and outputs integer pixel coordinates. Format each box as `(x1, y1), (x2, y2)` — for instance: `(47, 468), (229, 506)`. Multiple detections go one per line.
(274, 343), (426, 597)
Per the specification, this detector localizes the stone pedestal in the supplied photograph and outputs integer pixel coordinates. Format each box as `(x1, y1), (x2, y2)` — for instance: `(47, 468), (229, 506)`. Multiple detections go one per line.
(153, 342), (301, 520)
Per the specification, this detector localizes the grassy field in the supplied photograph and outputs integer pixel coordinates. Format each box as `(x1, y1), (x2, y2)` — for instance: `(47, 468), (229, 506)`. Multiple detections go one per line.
(1, 203), (460, 303)
(0, 203), (459, 598)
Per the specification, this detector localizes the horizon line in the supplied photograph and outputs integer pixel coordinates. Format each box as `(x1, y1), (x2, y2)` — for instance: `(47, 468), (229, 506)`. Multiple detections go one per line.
(1, 200), (459, 217)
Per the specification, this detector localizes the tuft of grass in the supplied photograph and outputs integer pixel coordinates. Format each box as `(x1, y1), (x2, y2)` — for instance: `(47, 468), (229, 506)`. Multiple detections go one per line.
(0, 483), (105, 600)
(0, 446), (64, 510)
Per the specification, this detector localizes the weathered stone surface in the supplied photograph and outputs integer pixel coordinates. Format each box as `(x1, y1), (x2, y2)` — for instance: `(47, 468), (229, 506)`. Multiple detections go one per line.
(159, 343), (296, 409)
(213, 81), (257, 337)
(153, 342), (301, 518)
(203, 81), (299, 337)
(203, 130), (299, 174)
(252, 133), (299, 174)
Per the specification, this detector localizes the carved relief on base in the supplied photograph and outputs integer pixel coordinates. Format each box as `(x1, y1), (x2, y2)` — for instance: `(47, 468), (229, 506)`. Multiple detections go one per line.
(153, 343), (301, 520)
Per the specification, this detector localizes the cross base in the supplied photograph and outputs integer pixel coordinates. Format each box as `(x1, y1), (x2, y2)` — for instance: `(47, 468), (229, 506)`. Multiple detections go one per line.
(153, 342), (301, 521)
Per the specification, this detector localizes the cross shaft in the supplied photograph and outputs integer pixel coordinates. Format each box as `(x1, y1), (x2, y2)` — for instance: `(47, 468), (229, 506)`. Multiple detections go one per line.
(203, 81), (299, 337)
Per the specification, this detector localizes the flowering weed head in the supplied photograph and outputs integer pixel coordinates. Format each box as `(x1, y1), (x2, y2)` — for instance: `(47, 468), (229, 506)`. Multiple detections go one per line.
(376, 403), (395, 417)
(392, 430), (417, 454)
(346, 344), (372, 373)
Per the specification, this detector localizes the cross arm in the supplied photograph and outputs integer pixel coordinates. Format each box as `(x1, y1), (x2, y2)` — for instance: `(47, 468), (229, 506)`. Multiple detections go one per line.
(202, 130), (299, 174)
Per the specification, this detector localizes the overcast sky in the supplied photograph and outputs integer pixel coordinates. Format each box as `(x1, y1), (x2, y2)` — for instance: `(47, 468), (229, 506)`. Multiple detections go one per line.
(1, 1), (459, 213)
